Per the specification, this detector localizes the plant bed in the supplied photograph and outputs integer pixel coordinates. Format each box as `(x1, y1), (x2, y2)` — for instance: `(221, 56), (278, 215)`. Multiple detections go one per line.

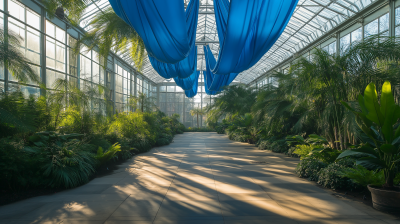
(368, 185), (400, 213)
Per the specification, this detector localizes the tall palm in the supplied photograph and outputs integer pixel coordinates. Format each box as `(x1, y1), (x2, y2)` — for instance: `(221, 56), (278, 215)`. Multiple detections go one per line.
(76, 8), (146, 70)
(48, 78), (108, 128)
(41, 0), (89, 25)
(0, 28), (40, 85)
(205, 84), (257, 124)
(190, 108), (205, 128)
(129, 92), (156, 112)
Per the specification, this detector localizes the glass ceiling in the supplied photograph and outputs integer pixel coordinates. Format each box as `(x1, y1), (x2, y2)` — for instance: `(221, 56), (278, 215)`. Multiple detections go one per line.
(80, 0), (376, 84)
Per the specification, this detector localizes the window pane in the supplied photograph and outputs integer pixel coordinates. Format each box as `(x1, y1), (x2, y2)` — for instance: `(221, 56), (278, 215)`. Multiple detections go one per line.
(365, 19), (378, 37)
(9, 0), (24, 21)
(340, 34), (350, 53)
(351, 28), (362, 43)
(46, 21), (55, 38)
(167, 86), (175, 92)
(27, 11), (40, 29)
(379, 13), (389, 33)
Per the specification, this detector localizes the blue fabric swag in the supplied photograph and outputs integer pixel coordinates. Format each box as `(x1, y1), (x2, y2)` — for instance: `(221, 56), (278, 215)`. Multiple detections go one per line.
(184, 71), (199, 98)
(208, 0), (299, 75)
(108, 0), (199, 64)
(204, 45), (238, 94)
(148, 0), (199, 80)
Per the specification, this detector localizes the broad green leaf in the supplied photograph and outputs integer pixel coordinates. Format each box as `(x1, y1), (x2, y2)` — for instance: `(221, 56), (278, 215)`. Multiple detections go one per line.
(337, 149), (377, 160)
(363, 82), (384, 127)
(356, 157), (387, 169)
(341, 101), (356, 112)
(380, 144), (396, 154)
(380, 81), (395, 121)
(382, 104), (396, 143)
(357, 95), (368, 115)
(392, 136), (400, 145)
(394, 124), (400, 140)
(355, 115), (375, 141)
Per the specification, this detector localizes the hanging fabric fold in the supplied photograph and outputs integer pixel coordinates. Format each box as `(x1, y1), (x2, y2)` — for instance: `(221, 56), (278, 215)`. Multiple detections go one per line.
(108, 0), (199, 64)
(174, 67), (199, 90)
(208, 0), (298, 75)
(149, 46), (197, 79)
(204, 45), (238, 94)
(184, 71), (199, 98)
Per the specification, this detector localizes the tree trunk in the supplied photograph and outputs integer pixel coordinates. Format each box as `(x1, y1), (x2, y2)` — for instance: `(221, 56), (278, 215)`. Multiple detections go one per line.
(334, 126), (338, 149)
(197, 114), (199, 128)
(343, 129), (347, 150)
(339, 129), (344, 150)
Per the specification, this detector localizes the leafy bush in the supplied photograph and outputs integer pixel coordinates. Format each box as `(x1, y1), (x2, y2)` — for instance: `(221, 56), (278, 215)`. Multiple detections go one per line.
(293, 144), (314, 159)
(316, 158), (358, 190)
(185, 127), (215, 132)
(296, 155), (327, 181)
(340, 166), (400, 188)
(95, 143), (121, 166)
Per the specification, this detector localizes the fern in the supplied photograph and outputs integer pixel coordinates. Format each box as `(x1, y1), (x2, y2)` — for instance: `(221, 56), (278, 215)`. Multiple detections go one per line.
(95, 143), (121, 166)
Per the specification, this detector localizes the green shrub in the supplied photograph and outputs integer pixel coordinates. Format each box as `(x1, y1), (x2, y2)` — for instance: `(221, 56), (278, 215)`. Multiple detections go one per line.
(270, 139), (289, 153)
(340, 166), (400, 188)
(293, 144), (314, 159)
(95, 143), (121, 166)
(317, 158), (359, 190)
(296, 155), (326, 181)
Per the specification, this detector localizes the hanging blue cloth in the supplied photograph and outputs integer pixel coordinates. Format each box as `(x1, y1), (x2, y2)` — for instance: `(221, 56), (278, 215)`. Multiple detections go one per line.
(108, 0), (199, 64)
(147, 0), (199, 79)
(204, 45), (238, 94)
(208, 0), (298, 75)
(174, 68), (199, 90)
(149, 46), (197, 79)
(184, 71), (199, 98)
(203, 71), (219, 95)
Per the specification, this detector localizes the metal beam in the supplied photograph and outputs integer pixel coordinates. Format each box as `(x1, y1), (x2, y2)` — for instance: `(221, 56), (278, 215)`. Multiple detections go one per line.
(196, 41), (219, 44)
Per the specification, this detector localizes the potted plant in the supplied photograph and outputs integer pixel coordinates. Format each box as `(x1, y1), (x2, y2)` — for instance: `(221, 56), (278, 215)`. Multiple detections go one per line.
(340, 81), (400, 212)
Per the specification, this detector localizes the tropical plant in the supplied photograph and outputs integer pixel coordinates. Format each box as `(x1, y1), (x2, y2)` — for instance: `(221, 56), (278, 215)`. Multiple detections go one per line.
(129, 92), (156, 112)
(95, 143), (121, 166)
(75, 8), (146, 70)
(41, 0), (89, 25)
(0, 28), (40, 85)
(340, 81), (400, 188)
(190, 107), (205, 128)
(206, 84), (257, 124)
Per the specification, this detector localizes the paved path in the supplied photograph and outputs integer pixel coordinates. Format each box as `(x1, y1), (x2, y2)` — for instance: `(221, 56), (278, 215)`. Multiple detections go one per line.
(0, 133), (399, 224)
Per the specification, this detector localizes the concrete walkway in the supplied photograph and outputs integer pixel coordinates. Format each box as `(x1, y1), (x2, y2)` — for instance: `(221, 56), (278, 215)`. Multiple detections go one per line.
(0, 133), (399, 224)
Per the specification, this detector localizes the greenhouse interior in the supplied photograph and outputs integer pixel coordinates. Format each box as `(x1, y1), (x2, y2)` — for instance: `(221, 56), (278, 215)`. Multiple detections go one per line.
(1, 0), (400, 223)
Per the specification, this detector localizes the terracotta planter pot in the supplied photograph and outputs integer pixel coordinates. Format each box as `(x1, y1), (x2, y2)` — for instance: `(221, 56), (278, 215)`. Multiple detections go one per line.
(368, 185), (400, 213)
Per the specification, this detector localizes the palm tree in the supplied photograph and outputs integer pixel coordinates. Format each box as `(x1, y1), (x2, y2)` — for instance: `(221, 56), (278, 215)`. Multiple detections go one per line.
(41, 0), (89, 25)
(75, 8), (146, 70)
(48, 78), (108, 129)
(205, 84), (257, 125)
(129, 92), (156, 112)
(0, 28), (40, 85)
(190, 108), (205, 128)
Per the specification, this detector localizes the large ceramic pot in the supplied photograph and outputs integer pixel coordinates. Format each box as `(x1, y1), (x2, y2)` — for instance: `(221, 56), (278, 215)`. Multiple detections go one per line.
(368, 185), (400, 212)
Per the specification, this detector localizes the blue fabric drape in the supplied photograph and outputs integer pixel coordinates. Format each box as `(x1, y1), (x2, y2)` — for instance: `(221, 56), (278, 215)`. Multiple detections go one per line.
(208, 0), (298, 75)
(149, 46), (197, 79)
(174, 68), (199, 90)
(204, 45), (238, 94)
(147, 0), (199, 79)
(108, 0), (199, 64)
(184, 71), (199, 98)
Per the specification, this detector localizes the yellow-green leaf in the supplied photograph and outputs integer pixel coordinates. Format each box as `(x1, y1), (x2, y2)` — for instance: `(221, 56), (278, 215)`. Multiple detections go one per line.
(364, 82), (384, 127)
(380, 81), (395, 121)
